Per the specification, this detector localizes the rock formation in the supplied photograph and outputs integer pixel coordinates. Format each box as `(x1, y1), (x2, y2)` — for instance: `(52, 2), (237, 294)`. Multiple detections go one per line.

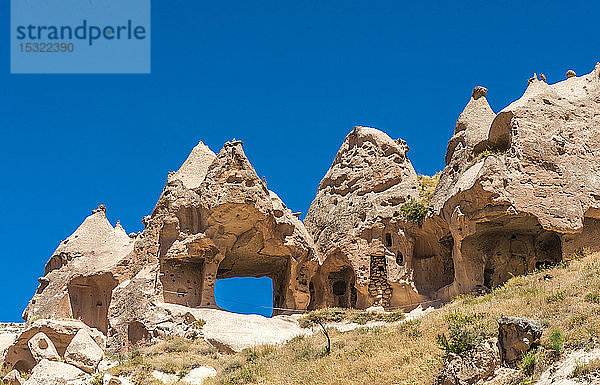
(9, 64), (600, 376)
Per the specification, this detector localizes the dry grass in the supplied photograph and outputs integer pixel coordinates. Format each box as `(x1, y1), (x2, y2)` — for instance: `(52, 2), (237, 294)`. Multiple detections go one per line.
(110, 250), (600, 385)
(108, 336), (223, 384)
(205, 250), (600, 384)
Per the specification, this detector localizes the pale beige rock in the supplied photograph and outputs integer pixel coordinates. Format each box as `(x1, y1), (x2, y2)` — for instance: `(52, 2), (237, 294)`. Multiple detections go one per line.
(4, 319), (104, 372)
(182, 366), (217, 384)
(432, 63), (600, 300)
(160, 304), (310, 353)
(23, 207), (133, 334)
(64, 329), (104, 373)
(27, 332), (60, 363)
(537, 348), (600, 384)
(436, 343), (500, 385)
(24, 359), (86, 385)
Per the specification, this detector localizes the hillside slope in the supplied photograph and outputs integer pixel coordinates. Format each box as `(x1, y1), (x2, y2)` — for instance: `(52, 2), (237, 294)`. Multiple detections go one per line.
(105, 250), (600, 385)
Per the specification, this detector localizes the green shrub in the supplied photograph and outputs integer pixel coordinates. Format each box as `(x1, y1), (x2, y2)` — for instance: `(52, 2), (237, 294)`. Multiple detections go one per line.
(521, 350), (536, 375)
(585, 293), (600, 304)
(437, 323), (483, 356)
(549, 329), (565, 353)
(400, 199), (429, 224)
(546, 291), (566, 303)
(193, 319), (207, 329)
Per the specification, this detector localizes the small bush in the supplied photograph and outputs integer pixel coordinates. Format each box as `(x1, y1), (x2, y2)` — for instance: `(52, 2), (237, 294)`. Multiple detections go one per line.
(572, 358), (600, 378)
(585, 293), (600, 304)
(193, 319), (207, 329)
(437, 323), (483, 356)
(546, 291), (566, 303)
(548, 329), (565, 353)
(520, 351), (536, 375)
(400, 199), (429, 224)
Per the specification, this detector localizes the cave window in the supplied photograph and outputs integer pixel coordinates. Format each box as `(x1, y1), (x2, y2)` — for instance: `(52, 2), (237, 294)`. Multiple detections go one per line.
(396, 252), (403, 266)
(215, 277), (274, 317)
(385, 233), (392, 247)
(332, 280), (347, 296)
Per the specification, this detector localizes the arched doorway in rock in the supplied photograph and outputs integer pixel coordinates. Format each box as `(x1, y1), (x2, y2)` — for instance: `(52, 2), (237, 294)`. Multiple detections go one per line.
(214, 276), (274, 317)
(308, 253), (357, 309)
(67, 273), (118, 334)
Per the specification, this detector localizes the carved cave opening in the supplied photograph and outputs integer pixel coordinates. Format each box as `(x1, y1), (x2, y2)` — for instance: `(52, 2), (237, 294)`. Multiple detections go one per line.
(412, 235), (455, 296)
(67, 273), (118, 334)
(463, 216), (562, 289)
(308, 254), (357, 310)
(160, 259), (205, 308)
(216, 252), (289, 316)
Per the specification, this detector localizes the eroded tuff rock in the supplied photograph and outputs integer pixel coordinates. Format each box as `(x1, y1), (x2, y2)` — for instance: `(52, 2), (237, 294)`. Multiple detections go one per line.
(105, 139), (317, 352)
(432, 63), (600, 300)
(23, 206), (134, 334)
(16, 64), (600, 364)
(305, 126), (448, 309)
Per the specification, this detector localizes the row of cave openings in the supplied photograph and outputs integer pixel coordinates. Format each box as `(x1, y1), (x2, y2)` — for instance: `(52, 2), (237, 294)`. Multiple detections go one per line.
(59, 222), (564, 346)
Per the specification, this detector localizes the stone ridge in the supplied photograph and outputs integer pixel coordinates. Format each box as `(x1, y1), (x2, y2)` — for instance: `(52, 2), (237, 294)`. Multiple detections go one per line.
(17, 63), (600, 358)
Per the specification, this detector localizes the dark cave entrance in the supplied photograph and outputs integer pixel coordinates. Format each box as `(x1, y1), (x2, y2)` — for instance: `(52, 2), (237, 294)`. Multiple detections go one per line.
(67, 273), (118, 334)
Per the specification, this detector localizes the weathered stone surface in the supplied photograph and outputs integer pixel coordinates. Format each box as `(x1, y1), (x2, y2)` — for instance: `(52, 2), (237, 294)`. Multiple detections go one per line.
(305, 126), (427, 309)
(436, 343), (500, 385)
(27, 332), (60, 363)
(182, 366), (217, 384)
(18, 63), (600, 356)
(4, 319), (104, 372)
(23, 206), (133, 334)
(431, 63), (600, 300)
(497, 317), (542, 366)
(64, 329), (104, 373)
(3, 370), (25, 385)
(160, 304), (310, 353)
(24, 359), (86, 385)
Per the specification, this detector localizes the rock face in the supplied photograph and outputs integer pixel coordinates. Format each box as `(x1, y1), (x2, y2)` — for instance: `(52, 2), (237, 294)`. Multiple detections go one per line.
(4, 318), (105, 372)
(305, 126), (453, 309)
(27, 332), (60, 363)
(497, 317), (542, 366)
(436, 342), (500, 385)
(16, 63), (600, 361)
(64, 329), (104, 373)
(432, 63), (600, 300)
(22, 205), (134, 334)
(24, 359), (86, 385)
(105, 140), (317, 352)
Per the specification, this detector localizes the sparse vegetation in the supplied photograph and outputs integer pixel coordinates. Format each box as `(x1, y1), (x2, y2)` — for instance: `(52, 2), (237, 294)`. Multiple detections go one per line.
(548, 329), (565, 353)
(417, 173), (441, 206)
(107, 251), (600, 385)
(572, 358), (600, 378)
(437, 310), (486, 356)
(470, 147), (507, 164)
(400, 198), (429, 224)
(521, 350), (537, 375)
(298, 308), (405, 328)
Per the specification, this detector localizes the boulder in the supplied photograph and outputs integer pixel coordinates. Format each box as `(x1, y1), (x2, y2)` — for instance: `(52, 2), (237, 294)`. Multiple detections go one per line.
(3, 370), (25, 385)
(159, 304), (310, 353)
(27, 332), (60, 363)
(4, 318), (105, 372)
(64, 329), (104, 373)
(24, 359), (86, 385)
(436, 342), (500, 385)
(497, 316), (542, 366)
(182, 366), (217, 384)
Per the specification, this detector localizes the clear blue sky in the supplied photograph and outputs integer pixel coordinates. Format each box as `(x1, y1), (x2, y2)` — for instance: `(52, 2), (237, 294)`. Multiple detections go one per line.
(1, 0), (598, 321)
